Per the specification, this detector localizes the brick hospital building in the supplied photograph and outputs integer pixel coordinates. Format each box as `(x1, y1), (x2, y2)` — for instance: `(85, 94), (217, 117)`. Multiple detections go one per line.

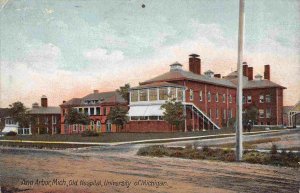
(125, 54), (286, 132)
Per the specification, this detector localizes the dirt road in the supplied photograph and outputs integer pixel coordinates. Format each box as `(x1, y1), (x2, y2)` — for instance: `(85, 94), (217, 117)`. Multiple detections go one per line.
(0, 130), (299, 193)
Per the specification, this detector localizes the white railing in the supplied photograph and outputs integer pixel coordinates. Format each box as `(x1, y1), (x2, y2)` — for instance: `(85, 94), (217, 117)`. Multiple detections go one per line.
(183, 102), (221, 130)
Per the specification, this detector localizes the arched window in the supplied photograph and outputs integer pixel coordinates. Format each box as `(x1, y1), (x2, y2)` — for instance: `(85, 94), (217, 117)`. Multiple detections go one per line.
(96, 121), (101, 132)
(90, 121), (95, 131)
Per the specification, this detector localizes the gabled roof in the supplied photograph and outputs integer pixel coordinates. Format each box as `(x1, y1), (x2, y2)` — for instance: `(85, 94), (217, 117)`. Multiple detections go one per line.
(141, 69), (236, 88)
(131, 82), (185, 90)
(290, 101), (300, 111)
(28, 107), (61, 115)
(60, 91), (126, 107)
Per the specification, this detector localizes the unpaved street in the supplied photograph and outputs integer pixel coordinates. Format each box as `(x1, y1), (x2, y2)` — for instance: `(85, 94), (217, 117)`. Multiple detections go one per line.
(0, 129), (299, 193)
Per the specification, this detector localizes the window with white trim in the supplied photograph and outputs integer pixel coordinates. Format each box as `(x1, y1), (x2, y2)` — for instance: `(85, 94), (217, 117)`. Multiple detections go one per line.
(189, 89), (194, 101)
(266, 108), (271, 118)
(199, 90), (203, 101)
(216, 108), (219, 119)
(131, 90), (139, 102)
(247, 96), (252, 103)
(222, 94), (226, 103)
(215, 93), (219, 102)
(259, 95), (264, 103)
(266, 94), (271, 103)
(259, 109), (264, 118)
(207, 91), (211, 102)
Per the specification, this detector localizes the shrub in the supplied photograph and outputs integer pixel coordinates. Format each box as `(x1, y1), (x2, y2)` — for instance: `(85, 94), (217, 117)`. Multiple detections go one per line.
(81, 130), (99, 137)
(270, 144), (278, 155)
(137, 145), (169, 157)
(5, 131), (17, 136)
(224, 152), (236, 162)
(243, 151), (265, 164)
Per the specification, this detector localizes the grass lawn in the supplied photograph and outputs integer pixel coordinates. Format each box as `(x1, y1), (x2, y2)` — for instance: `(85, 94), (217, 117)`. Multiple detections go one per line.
(0, 127), (282, 142)
(137, 145), (300, 168)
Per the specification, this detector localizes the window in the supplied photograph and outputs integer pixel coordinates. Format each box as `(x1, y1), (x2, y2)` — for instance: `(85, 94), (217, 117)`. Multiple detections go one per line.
(131, 90), (139, 102)
(97, 121), (101, 132)
(259, 109), (264, 118)
(140, 116), (148, 120)
(259, 95), (264, 103)
(139, 89), (148, 101)
(242, 96), (245, 104)
(208, 109), (211, 118)
(266, 94), (271, 103)
(215, 93), (219, 102)
(222, 94), (226, 103)
(177, 88), (183, 101)
(84, 108), (88, 115)
(169, 87), (176, 99)
(266, 108), (271, 118)
(158, 116), (164, 120)
(229, 95), (232, 103)
(96, 107), (100, 115)
(223, 109), (226, 120)
(130, 116), (139, 121)
(78, 108), (82, 113)
(90, 121), (94, 131)
(45, 117), (48, 124)
(199, 90), (203, 101)
(247, 96), (252, 103)
(103, 107), (107, 115)
(260, 122), (264, 125)
(149, 116), (158, 120)
(90, 108), (95, 115)
(189, 89), (194, 101)
(216, 108), (219, 119)
(207, 91), (211, 102)
(159, 88), (168, 100)
(52, 116), (57, 124)
(149, 88), (157, 101)
(228, 109), (233, 119)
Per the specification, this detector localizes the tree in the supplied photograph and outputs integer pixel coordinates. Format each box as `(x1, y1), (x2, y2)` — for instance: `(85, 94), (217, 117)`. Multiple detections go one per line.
(161, 99), (185, 132)
(243, 106), (258, 124)
(116, 83), (130, 102)
(64, 108), (90, 125)
(8, 102), (31, 128)
(107, 106), (129, 131)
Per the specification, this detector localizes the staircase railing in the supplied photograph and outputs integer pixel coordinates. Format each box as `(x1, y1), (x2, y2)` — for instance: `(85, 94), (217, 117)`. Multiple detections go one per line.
(184, 102), (221, 130)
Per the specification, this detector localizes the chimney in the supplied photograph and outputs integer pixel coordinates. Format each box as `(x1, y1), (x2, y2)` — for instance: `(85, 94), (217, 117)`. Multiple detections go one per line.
(264, 64), (270, 80)
(214, 74), (221, 78)
(41, 95), (48, 108)
(242, 62), (248, 77)
(94, 90), (99, 94)
(189, 54), (201, 75)
(248, 67), (253, 80)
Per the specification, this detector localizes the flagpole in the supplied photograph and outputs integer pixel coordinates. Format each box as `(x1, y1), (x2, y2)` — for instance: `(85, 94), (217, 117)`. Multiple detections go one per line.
(236, 0), (245, 161)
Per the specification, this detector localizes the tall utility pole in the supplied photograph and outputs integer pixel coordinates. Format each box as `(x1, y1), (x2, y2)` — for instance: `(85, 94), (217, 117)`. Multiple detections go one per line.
(236, 0), (245, 161)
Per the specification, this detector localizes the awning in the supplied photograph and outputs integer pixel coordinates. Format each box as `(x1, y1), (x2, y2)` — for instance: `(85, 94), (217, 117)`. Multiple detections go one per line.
(128, 105), (164, 116)
(2, 126), (18, 133)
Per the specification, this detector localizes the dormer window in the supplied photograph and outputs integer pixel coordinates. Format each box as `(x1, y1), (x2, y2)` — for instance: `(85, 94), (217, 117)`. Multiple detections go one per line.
(204, 70), (214, 78)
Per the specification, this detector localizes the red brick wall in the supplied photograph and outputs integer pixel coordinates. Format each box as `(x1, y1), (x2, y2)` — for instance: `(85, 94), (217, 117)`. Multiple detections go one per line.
(125, 121), (173, 132)
(243, 87), (284, 125)
(169, 80), (236, 128)
(30, 114), (61, 135)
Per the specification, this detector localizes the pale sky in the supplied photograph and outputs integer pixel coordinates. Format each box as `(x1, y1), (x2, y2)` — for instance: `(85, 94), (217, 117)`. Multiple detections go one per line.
(0, 0), (299, 107)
